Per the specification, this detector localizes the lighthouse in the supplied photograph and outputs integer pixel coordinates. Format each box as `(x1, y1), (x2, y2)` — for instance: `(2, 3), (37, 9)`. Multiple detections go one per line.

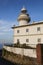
(12, 6), (43, 48)
(3, 7), (43, 61)
(18, 6), (30, 25)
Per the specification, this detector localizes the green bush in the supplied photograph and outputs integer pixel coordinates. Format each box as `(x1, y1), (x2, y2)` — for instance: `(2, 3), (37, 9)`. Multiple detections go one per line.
(22, 43), (26, 48)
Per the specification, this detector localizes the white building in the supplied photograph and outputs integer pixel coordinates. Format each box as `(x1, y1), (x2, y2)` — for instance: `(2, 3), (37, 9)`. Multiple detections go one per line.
(3, 7), (43, 58)
(12, 7), (43, 48)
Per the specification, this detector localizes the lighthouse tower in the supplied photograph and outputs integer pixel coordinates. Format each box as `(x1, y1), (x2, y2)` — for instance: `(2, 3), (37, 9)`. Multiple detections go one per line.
(18, 7), (30, 26)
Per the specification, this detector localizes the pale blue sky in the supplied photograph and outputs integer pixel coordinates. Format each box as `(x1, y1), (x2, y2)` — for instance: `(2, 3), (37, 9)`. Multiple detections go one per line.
(0, 0), (43, 44)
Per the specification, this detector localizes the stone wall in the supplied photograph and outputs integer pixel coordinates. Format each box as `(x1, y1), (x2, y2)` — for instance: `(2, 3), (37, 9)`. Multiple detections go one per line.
(2, 48), (37, 65)
(3, 46), (36, 58)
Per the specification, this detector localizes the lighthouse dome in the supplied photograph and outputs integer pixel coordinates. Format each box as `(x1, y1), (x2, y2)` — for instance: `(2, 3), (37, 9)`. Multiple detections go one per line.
(18, 13), (30, 22)
(17, 7), (31, 25)
(21, 7), (27, 13)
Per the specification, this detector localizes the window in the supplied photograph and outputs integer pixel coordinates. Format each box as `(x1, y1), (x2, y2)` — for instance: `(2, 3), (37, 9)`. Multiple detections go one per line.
(17, 30), (19, 33)
(26, 39), (29, 42)
(37, 27), (40, 31)
(38, 38), (41, 42)
(26, 29), (29, 32)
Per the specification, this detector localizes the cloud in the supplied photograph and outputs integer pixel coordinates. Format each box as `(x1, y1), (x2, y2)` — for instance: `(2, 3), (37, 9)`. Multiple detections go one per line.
(0, 19), (18, 43)
(3, 28), (12, 32)
(0, 20), (5, 25)
(0, 20), (15, 35)
(0, 32), (4, 35)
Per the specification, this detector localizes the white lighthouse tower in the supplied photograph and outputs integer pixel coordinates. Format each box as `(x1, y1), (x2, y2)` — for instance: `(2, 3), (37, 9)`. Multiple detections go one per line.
(3, 6), (43, 61)
(18, 7), (30, 25)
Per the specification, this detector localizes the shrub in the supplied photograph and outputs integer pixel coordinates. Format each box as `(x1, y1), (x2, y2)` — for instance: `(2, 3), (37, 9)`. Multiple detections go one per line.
(22, 43), (26, 48)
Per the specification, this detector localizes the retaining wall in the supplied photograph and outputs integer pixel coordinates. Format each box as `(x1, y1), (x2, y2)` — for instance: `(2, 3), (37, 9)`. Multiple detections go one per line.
(3, 46), (36, 58)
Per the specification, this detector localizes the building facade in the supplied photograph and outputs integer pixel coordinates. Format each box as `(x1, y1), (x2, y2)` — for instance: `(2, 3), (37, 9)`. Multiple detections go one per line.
(12, 7), (43, 48)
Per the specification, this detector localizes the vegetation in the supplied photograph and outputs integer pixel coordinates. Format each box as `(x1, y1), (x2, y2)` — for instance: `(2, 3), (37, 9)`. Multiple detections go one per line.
(4, 42), (36, 49)
(13, 43), (35, 49)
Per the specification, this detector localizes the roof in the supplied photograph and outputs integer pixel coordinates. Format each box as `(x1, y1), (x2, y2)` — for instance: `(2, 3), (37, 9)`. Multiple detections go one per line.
(21, 6), (27, 12)
(18, 6), (30, 22)
(12, 21), (43, 29)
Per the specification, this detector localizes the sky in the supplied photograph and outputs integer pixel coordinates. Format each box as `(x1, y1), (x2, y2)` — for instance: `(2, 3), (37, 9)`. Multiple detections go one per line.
(0, 0), (43, 44)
